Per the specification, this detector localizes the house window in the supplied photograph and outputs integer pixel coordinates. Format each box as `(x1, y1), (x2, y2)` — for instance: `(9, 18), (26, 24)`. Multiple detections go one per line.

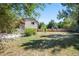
(31, 22), (35, 25)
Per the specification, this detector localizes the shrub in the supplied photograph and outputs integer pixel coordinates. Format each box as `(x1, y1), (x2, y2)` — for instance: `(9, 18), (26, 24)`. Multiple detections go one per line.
(24, 28), (36, 36)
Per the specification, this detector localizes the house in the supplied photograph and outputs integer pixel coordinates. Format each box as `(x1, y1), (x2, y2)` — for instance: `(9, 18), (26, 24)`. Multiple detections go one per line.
(19, 18), (39, 32)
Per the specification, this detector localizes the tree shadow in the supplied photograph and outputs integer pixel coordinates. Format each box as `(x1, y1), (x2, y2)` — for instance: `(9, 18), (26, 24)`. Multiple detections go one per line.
(41, 32), (79, 39)
(21, 33), (79, 53)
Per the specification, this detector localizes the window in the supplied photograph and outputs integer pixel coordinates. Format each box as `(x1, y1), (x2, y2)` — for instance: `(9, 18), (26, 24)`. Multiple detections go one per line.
(31, 22), (35, 25)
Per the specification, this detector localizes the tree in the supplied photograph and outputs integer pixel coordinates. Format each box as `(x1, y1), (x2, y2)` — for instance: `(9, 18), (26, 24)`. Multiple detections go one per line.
(0, 4), (16, 33)
(0, 4), (45, 33)
(38, 22), (47, 31)
(57, 3), (79, 29)
(63, 17), (77, 29)
(38, 22), (43, 29)
(38, 22), (46, 29)
(12, 3), (46, 19)
(57, 21), (64, 28)
(47, 20), (56, 29)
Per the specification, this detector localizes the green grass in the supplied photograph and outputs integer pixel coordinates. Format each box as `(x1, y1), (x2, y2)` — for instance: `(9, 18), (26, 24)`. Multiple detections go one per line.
(0, 32), (79, 56)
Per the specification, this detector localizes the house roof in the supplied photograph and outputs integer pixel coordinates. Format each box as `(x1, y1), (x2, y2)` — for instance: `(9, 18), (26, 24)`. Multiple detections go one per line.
(23, 18), (39, 24)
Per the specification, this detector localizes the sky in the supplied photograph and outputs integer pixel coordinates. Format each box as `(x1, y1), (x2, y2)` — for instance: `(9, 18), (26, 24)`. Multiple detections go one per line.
(37, 3), (66, 24)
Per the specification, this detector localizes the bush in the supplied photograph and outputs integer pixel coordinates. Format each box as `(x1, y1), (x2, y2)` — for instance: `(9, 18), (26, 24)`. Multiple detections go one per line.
(24, 28), (36, 36)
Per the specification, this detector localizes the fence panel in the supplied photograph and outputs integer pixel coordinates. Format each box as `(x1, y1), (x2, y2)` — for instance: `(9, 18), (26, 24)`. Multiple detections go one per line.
(37, 29), (73, 32)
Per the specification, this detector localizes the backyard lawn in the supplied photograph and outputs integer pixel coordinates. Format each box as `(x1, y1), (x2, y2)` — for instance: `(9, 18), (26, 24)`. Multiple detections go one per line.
(0, 32), (79, 56)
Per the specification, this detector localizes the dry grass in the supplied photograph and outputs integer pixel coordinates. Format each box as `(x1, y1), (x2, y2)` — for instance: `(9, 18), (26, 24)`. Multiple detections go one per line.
(0, 32), (79, 56)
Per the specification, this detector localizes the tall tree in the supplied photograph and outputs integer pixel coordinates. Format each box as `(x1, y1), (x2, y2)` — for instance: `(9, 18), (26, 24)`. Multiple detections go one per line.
(47, 20), (56, 29)
(12, 3), (45, 19)
(57, 3), (79, 29)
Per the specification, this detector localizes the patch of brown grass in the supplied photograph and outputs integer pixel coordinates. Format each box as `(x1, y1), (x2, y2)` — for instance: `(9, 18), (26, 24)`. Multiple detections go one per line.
(0, 32), (79, 56)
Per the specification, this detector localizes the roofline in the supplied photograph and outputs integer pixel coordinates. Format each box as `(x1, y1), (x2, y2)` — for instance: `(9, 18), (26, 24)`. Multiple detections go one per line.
(23, 18), (39, 24)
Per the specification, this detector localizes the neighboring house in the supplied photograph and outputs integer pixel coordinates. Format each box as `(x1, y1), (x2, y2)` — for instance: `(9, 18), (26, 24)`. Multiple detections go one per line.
(19, 18), (39, 32)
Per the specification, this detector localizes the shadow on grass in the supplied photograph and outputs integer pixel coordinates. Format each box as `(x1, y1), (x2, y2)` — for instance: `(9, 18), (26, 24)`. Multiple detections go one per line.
(21, 33), (79, 52)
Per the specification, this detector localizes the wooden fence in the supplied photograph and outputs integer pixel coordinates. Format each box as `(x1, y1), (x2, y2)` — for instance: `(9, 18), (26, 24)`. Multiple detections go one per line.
(37, 29), (74, 32)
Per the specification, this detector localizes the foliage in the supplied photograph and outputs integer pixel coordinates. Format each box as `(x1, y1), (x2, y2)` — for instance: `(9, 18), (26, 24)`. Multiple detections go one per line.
(57, 3), (79, 29)
(63, 18), (77, 29)
(0, 4), (16, 33)
(57, 21), (64, 28)
(24, 28), (36, 36)
(38, 22), (47, 31)
(0, 3), (45, 33)
(12, 3), (46, 19)
(47, 20), (57, 29)
(57, 18), (76, 29)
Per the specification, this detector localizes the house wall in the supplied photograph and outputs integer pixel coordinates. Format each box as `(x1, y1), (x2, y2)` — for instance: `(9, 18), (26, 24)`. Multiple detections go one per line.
(19, 24), (25, 32)
(25, 19), (38, 29)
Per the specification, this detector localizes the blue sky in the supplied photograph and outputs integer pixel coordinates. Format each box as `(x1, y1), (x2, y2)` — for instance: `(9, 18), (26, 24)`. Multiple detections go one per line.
(37, 3), (66, 24)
